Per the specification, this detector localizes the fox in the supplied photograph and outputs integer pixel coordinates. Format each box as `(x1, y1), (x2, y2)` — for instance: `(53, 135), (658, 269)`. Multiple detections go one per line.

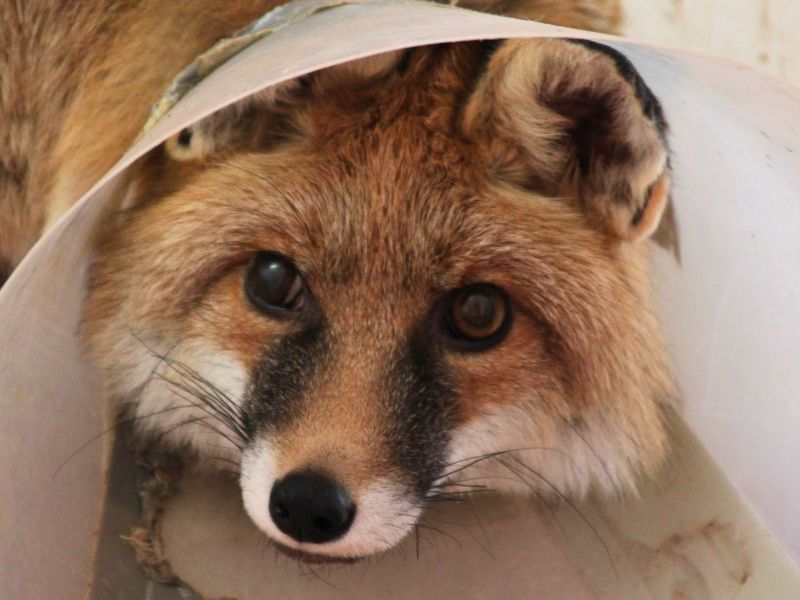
(1, 0), (674, 563)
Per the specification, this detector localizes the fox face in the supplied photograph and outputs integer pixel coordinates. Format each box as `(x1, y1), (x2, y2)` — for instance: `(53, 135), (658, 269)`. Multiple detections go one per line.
(83, 39), (674, 561)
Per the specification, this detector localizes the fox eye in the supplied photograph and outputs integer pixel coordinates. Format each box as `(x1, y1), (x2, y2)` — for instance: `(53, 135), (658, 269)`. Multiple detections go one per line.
(245, 252), (305, 314)
(445, 284), (511, 349)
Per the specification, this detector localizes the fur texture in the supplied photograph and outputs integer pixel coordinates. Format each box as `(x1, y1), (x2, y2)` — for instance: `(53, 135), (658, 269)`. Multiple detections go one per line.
(1, 0), (676, 562)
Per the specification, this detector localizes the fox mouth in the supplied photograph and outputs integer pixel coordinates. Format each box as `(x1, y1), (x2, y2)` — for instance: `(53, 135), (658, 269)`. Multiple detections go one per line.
(271, 540), (363, 564)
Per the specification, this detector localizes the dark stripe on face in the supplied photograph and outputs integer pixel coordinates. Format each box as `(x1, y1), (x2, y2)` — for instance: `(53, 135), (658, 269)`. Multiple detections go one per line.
(243, 324), (328, 438)
(385, 335), (458, 497)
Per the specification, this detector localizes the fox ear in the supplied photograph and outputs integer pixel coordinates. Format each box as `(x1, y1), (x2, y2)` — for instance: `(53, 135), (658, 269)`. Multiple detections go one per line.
(462, 39), (670, 242)
(163, 50), (406, 162)
(164, 79), (303, 161)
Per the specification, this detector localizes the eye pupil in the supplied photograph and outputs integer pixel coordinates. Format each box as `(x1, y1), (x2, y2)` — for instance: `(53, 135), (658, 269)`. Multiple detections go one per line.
(446, 284), (510, 347)
(258, 261), (293, 304)
(460, 292), (496, 328)
(245, 252), (304, 313)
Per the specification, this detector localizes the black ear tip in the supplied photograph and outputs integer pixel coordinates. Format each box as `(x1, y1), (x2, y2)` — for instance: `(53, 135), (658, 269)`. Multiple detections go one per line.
(177, 127), (193, 147)
(564, 39), (668, 137)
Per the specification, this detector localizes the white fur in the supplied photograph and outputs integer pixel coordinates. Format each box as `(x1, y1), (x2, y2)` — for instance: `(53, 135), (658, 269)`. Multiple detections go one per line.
(240, 438), (421, 558)
(113, 336), (247, 466)
(441, 405), (640, 499)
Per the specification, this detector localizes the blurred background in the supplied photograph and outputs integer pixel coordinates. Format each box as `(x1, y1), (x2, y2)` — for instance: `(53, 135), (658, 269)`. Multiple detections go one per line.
(621, 0), (800, 86)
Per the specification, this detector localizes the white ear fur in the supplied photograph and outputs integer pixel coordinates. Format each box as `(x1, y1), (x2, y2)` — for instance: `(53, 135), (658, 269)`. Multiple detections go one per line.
(627, 171), (670, 243)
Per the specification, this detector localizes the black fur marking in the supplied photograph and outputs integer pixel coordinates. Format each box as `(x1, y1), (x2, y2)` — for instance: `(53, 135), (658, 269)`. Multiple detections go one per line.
(0, 259), (10, 289)
(542, 82), (634, 176)
(470, 39), (504, 74)
(451, 39), (504, 131)
(566, 39), (669, 140)
(243, 324), (328, 438)
(177, 127), (193, 147)
(394, 48), (413, 75)
(386, 334), (458, 497)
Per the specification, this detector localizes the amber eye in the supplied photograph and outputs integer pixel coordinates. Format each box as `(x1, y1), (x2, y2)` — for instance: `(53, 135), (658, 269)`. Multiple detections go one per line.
(245, 252), (305, 314)
(445, 284), (511, 349)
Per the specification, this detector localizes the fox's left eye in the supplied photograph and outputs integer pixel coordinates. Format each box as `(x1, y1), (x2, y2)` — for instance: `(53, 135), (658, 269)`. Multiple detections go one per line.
(245, 252), (305, 314)
(445, 284), (511, 349)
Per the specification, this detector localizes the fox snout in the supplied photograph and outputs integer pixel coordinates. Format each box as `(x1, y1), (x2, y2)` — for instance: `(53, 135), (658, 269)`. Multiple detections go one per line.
(237, 312), (458, 558)
(241, 438), (428, 559)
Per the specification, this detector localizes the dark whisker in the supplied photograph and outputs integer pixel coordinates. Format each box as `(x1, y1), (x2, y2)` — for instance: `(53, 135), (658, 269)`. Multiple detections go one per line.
(152, 364), (246, 441)
(153, 374), (245, 443)
(131, 335), (248, 442)
(162, 392), (246, 451)
(499, 457), (617, 576)
(137, 407), (243, 454)
(425, 495), (467, 504)
(429, 481), (490, 491)
(425, 488), (496, 504)
(414, 523), (463, 548)
(433, 446), (577, 485)
(158, 358), (246, 433)
(52, 403), (206, 478)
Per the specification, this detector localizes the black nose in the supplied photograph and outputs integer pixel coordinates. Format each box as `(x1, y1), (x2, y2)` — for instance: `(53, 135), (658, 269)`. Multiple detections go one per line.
(269, 471), (356, 544)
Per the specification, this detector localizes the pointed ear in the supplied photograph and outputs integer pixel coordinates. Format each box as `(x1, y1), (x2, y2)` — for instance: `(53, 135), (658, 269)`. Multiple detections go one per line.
(462, 39), (670, 242)
(163, 50), (406, 162)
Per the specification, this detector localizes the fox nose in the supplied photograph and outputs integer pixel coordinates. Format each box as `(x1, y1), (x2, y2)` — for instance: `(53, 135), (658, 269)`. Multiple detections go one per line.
(268, 471), (356, 544)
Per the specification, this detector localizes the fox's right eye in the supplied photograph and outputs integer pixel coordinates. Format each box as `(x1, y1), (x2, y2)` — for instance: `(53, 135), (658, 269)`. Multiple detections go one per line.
(245, 252), (306, 315)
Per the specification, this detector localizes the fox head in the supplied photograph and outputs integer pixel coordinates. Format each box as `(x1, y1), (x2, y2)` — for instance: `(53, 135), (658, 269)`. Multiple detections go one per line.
(83, 39), (674, 561)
